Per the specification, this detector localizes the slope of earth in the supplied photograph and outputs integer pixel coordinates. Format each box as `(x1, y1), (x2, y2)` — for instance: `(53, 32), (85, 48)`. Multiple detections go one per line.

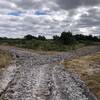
(0, 45), (100, 100)
(63, 52), (100, 99)
(0, 50), (11, 69)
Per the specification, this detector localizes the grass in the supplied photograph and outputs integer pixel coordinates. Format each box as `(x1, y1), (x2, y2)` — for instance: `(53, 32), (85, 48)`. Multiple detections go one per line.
(0, 97), (3, 100)
(0, 50), (11, 100)
(0, 50), (12, 69)
(62, 52), (100, 99)
(0, 39), (85, 52)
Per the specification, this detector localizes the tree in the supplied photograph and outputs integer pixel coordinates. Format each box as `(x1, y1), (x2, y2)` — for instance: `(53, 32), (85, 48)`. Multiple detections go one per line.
(24, 34), (33, 40)
(74, 34), (85, 41)
(24, 34), (37, 40)
(60, 31), (75, 45)
(53, 35), (60, 41)
(38, 35), (46, 40)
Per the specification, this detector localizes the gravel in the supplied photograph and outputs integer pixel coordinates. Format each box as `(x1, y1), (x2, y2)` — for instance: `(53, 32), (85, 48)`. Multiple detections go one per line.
(0, 46), (100, 100)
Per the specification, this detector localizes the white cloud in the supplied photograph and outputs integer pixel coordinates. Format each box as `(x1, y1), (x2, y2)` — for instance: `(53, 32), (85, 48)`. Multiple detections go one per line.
(0, 0), (100, 38)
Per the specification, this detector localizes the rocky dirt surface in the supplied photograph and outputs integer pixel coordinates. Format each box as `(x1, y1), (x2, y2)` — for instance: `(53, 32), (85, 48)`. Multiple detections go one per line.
(0, 46), (100, 100)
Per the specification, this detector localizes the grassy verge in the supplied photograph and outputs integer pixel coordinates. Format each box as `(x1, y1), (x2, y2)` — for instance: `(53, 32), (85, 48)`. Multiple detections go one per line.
(0, 39), (85, 52)
(62, 52), (100, 99)
(0, 50), (12, 99)
(0, 97), (3, 100)
(0, 50), (12, 69)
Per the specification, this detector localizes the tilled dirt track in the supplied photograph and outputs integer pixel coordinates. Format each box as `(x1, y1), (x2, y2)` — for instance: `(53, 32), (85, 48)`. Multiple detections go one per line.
(0, 46), (100, 100)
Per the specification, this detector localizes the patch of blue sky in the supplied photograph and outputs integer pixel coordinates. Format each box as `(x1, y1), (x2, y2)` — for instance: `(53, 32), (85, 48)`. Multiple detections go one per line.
(35, 10), (47, 15)
(8, 11), (22, 16)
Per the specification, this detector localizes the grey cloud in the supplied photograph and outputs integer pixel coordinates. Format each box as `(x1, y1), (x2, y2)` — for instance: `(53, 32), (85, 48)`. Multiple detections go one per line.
(14, 0), (41, 9)
(0, 0), (100, 38)
(78, 8), (100, 27)
(7, 0), (58, 11)
(56, 0), (100, 10)
(67, 7), (100, 35)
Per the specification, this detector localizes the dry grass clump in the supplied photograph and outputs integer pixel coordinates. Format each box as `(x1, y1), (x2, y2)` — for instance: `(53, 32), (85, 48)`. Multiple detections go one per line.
(0, 50), (12, 99)
(63, 52), (100, 99)
(0, 50), (11, 69)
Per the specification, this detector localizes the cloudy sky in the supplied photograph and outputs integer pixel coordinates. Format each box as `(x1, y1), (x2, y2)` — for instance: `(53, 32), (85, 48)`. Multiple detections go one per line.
(0, 0), (100, 38)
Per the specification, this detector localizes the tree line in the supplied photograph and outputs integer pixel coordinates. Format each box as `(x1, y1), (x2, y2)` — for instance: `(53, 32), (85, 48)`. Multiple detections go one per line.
(0, 31), (100, 45)
(23, 31), (100, 45)
(53, 31), (100, 45)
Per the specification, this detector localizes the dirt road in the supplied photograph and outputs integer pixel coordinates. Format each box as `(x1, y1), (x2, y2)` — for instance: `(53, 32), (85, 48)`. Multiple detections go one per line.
(0, 46), (100, 100)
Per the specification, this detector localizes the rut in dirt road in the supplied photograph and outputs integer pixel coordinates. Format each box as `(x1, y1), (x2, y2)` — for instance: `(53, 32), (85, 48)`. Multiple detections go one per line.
(0, 46), (100, 100)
